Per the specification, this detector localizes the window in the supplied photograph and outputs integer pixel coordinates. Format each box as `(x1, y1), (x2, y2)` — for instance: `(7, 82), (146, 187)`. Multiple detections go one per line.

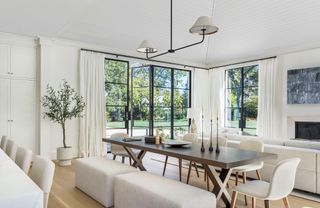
(225, 65), (258, 135)
(105, 59), (191, 138)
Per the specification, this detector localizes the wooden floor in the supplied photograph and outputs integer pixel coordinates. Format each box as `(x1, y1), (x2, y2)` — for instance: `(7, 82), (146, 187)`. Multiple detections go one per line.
(48, 153), (320, 208)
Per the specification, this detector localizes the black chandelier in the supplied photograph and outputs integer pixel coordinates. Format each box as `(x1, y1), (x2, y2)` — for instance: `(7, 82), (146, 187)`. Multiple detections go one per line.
(137, 0), (219, 60)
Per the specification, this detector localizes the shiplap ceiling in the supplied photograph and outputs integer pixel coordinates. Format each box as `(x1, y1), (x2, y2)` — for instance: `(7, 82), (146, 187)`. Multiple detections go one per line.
(0, 0), (320, 66)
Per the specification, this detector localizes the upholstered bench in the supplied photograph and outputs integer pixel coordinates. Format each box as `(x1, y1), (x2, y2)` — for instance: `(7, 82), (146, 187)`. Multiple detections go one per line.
(75, 157), (137, 207)
(114, 171), (216, 208)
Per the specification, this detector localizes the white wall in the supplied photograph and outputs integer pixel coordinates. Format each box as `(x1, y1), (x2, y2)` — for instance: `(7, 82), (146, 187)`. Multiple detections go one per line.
(276, 48), (320, 139)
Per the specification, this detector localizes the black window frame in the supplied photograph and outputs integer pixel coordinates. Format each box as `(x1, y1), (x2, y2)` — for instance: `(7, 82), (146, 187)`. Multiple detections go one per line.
(224, 65), (258, 134)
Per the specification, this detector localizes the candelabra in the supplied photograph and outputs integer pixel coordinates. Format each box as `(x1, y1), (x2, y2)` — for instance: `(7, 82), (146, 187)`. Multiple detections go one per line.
(216, 115), (220, 154)
(209, 119), (213, 152)
(201, 113), (205, 153)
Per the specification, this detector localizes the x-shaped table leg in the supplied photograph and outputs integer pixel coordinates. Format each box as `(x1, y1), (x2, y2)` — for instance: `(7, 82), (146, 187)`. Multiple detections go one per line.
(123, 147), (147, 171)
(203, 164), (233, 208)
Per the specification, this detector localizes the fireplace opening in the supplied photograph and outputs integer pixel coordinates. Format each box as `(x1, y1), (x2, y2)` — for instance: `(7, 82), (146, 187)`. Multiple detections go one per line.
(295, 122), (320, 140)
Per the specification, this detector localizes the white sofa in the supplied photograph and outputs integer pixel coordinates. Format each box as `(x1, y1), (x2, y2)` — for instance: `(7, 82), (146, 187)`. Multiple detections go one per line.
(75, 157), (138, 207)
(224, 134), (320, 194)
(114, 171), (216, 208)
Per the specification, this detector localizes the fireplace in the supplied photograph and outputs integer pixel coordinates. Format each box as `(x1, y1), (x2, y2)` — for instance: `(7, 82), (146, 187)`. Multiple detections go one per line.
(295, 122), (320, 140)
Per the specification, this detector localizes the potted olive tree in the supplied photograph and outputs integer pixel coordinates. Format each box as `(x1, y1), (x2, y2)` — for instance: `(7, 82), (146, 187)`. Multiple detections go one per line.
(41, 80), (85, 166)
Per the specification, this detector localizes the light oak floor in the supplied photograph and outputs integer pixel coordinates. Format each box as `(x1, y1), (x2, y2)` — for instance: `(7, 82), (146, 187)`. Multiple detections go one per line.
(48, 153), (320, 208)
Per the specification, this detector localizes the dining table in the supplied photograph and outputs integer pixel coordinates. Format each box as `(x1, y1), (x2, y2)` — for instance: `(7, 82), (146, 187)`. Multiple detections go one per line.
(0, 148), (43, 208)
(103, 137), (277, 208)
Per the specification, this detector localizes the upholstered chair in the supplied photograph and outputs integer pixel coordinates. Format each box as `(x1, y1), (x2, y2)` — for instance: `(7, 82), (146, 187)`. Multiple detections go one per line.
(162, 133), (198, 182)
(30, 156), (55, 208)
(110, 133), (132, 164)
(5, 139), (18, 160)
(232, 139), (264, 205)
(0, 135), (8, 150)
(231, 158), (301, 208)
(15, 147), (33, 174)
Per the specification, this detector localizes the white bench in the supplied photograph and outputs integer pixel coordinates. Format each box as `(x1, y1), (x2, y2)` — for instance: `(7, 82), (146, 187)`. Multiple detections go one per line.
(114, 171), (216, 208)
(75, 157), (137, 207)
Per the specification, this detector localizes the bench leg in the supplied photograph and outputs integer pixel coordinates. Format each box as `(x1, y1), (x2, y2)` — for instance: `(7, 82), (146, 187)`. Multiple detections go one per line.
(163, 156), (168, 176)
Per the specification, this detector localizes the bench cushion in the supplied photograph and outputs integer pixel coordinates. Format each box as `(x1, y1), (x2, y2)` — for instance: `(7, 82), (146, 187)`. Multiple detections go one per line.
(75, 157), (137, 207)
(114, 171), (216, 208)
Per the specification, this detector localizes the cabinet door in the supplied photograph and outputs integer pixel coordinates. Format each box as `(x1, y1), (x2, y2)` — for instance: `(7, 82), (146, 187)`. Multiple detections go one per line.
(10, 46), (37, 79)
(0, 45), (10, 78)
(10, 79), (36, 152)
(0, 78), (10, 137)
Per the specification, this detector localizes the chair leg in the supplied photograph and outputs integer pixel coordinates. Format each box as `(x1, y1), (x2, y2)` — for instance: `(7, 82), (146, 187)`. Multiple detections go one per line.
(243, 172), (248, 205)
(252, 197), (256, 208)
(235, 172), (239, 186)
(112, 154), (116, 160)
(162, 156), (169, 176)
(178, 158), (182, 181)
(204, 169), (207, 181)
(264, 200), (270, 208)
(129, 158), (132, 166)
(187, 162), (192, 184)
(231, 191), (238, 208)
(283, 197), (290, 208)
(121, 156), (125, 163)
(193, 162), (200, 177)
(206, 175), (210, 191)
(256, 170), (262, 180)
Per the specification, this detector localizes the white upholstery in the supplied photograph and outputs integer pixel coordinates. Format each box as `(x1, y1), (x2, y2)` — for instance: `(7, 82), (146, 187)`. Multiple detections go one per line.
(114, 171), (216, 208)
(75, 157), (137, 207)
(110, 133), (129, 156)
(233, 158), (300, 200)
(0, 136), (8, 150)
(233, 139), (264, 172)
(5, 139), (17, 160)
(15, 147), (33, 174)
(30, 156), (55, 208)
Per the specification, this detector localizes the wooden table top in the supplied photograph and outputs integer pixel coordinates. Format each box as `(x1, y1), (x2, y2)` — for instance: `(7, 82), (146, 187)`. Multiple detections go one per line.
(103, 138), (277, 169)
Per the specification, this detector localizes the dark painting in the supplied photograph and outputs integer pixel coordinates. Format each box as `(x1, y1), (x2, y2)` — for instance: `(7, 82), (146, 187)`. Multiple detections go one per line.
(287, 67), (320, 104)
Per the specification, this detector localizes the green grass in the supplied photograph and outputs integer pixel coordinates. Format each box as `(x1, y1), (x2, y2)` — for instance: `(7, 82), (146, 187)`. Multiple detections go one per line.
(229, 118), (257, 135)
(106, 119), (188, 129)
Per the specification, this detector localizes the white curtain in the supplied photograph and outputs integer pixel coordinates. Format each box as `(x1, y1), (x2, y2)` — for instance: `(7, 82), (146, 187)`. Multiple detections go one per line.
(191, 68), (210, 135)
(209, 67), (225, 127)
(257, 58), (277, 139)
(79, 51), (106, 157)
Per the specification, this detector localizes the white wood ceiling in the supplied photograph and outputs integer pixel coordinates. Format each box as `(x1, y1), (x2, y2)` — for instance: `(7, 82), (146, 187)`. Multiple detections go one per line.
(0, 0), (320, 66)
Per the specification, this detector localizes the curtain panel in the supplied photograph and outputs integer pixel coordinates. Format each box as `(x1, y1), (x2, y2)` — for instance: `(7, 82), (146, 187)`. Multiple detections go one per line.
(257, 58), (277, 139)
(79, 51), (106, 157)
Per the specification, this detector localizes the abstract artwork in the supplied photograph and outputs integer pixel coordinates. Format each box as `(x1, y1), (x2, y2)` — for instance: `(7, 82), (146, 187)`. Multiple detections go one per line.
(287, 67), (320, 104)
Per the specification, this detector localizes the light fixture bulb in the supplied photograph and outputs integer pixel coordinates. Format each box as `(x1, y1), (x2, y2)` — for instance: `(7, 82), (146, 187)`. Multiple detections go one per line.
(137, 40), (158, 53)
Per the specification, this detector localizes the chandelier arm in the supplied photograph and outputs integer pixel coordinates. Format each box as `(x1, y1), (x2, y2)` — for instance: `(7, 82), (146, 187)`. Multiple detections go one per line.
(172, 32), (205, 52)
(147, 51), (170, 59)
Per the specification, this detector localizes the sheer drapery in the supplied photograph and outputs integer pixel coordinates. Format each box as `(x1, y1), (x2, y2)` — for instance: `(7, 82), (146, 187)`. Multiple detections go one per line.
(257, 58), (277, 139)
(79, 51), (106, 156)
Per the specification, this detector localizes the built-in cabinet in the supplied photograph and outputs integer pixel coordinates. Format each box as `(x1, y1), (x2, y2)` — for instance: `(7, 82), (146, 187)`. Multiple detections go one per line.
(0, 43), (37, 153)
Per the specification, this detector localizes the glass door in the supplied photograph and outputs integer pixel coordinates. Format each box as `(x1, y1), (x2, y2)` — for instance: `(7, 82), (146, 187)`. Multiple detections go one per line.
(131, 65), (151, 136)
(105, 59), (129, 137)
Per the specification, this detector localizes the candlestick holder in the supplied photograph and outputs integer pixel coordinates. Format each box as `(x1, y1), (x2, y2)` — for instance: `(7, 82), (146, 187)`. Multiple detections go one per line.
(215, 116), (220, 154)
(209, 119), (213, 152)
(201, 114), (205, 153)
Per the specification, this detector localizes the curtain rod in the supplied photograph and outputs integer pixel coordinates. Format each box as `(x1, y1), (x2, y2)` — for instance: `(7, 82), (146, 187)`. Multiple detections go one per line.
(210, 56), (277, 69)
(80, 48), (209, 70)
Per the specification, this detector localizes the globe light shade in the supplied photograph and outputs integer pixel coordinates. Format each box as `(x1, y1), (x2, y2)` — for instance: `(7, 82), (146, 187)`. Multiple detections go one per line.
(189, 16), (219, 35)
(137, 40), (158, 53)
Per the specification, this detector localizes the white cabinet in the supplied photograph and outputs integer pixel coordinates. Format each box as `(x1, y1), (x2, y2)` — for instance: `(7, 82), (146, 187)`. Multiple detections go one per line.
(0, 79), (10, 135)
(10, 79), (36, 152)
(0, 43), (37, 153)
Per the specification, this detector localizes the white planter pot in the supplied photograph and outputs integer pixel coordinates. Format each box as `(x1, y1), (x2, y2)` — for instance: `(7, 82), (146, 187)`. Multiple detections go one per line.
(57, 147), (73, 166)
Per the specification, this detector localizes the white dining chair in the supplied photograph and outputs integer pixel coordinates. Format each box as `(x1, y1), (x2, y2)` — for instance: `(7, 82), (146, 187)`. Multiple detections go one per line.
(30, 156), (55, 208)
(5, 139), (18, 160)
(162, 133), (198, 182)
(0, 135), (8, 150)
(232, 139), (264, 205)
(231, 158), (301, 208)
(15, 147), (33, 174)
(110, 133), (132, 164)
